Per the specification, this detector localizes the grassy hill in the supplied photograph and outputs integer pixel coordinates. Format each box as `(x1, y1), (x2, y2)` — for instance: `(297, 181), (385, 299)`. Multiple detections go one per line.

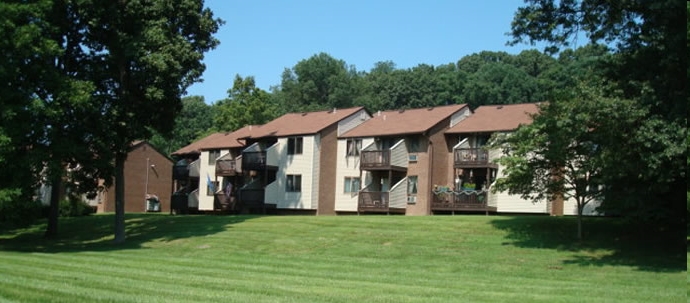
(0, 214), (685, 302)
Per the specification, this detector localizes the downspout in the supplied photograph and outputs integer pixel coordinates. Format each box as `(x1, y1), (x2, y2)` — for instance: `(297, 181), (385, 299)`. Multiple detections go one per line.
(423, 132), (433, 215)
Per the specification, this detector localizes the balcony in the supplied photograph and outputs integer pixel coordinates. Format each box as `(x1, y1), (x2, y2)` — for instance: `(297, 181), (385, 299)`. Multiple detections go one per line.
(357, 178), (407, 213)
(431, 189), (496, 213)
(360, 150), (390, 169)
(214, 193), (237, 212)
(188, 159), (200, 177)
(216, 153), (239, 176)
(172, 163), (189, 181)
(238, 188), (266, 213)
(453, 148), (496, 168)
(357, 191), (390, 213)
(360, 139), (408, 171)
(242, 151), (267, 171)
(173, 158), (200, 180)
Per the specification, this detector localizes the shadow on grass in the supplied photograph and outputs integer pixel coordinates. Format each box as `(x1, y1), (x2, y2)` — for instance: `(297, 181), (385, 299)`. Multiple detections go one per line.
(490, 216), (686, 273)
(0, 213), (258, 253)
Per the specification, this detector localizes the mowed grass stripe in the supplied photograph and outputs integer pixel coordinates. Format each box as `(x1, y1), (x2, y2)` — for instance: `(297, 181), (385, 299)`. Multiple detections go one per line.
(0, 214), (684, 303)
(14, 249), (677, 303)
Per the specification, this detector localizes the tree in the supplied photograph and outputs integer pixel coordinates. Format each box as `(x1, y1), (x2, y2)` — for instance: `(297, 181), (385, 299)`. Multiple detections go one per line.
(150, 96), (215, 155)
(509, 0), (686, 223)
(492, 82), (647, 239)
(79, 0), (222, 243)
(462, 63), (539, 109)
(277, 53), (358, 112)
(0, 1), (58, 226)
(213, 75), (277, 132)
(0, 0), (113, 235)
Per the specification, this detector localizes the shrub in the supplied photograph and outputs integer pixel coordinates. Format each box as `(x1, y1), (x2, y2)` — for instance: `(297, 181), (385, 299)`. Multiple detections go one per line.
(0, 188), (43, 228)
(59, 198), (95, 217)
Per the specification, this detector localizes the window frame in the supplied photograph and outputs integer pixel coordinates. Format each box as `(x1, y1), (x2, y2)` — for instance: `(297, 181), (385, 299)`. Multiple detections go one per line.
(208, 149), (221, 165)
(286, 174), (302, 192)
(207, 181), (219, 196)
(287, 137), (303, 155)
(344, 176), (361, 193)
(407, 175), (418, 195)
(346, 139), (362, 157)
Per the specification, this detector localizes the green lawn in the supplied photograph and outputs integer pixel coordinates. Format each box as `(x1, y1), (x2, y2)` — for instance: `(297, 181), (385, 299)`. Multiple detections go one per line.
(0, 214), (685, 303)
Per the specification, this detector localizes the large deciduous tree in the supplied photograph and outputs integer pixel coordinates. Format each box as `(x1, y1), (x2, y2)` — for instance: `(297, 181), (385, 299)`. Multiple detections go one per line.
(492, 82), (646, 239)
(150, 96), (215, 155)
(509, 0), (687, 223)
(277, 53), (359, 112)
(0, 0), (60, 227)
(80, 0), (221, 243)
(213, 75), (277, 132)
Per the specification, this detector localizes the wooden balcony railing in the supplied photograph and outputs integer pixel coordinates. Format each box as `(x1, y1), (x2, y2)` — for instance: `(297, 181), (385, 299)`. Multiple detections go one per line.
(215, 159), (237, 176)
(242, 151), (267, 170)
(172, 164), (189, 181)
(431, 190), (489, 211)
(358, 191), (390, 212)
(360, 150), (390, 169)
(454, 148), (491, 167)
(214, 193), (237, 211)
(238, 188), (266, 213)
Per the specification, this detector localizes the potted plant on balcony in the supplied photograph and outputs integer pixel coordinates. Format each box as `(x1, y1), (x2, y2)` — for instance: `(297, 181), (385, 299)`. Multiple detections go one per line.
(462, 182), (476, 191)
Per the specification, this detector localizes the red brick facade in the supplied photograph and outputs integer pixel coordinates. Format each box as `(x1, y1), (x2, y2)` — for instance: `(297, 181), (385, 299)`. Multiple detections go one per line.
(99, 142), (173, 213)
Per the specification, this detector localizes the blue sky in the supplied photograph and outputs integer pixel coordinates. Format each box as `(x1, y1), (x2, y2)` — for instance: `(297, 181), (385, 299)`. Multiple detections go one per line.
(185, 1), (541, 103)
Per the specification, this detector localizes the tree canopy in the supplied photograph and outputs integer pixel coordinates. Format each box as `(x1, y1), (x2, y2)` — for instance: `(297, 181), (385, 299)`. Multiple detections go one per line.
(506, 0), (686, 223)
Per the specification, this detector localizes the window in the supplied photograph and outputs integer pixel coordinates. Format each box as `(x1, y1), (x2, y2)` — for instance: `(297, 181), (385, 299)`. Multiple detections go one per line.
(287, 137), (303, 155)
(346, 139), (362, 156)
(407, 176), (418, 195)
(207, 181), (219, 196)
(208, 149), (221, 165)
(407, 136), (422, 153)
(286, 174), (302, 192)
(344, 177), (361, 193)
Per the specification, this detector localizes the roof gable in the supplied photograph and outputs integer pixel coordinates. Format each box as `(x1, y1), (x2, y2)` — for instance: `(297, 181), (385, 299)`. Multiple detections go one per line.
(171, 125), (260, 156)
(446, 103), (540, 134)
(340, 104), (468, 138)
(246, 107), (366, 139)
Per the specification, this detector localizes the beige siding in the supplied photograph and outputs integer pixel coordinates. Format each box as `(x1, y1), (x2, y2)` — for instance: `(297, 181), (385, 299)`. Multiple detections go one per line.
(389, 178), (408, 209)
(563, 197), (602, 216)
(490, 147), (548, 214)
(197, 149), (229, 211)
(389, 139), (408, 168)
(450, 107), (472, 127)
(335, 138), (375, 212)
(265, 136), (316, 209)
(338, 109), (371, 136)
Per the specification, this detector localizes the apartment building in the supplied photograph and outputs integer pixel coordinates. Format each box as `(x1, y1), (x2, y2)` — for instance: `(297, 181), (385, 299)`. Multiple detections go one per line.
(238, 107), (371, 214)
(171, 125), (257, 213)
(337, 104), (471, 215)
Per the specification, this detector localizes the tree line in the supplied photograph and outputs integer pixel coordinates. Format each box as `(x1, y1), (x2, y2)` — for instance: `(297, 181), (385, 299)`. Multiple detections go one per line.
(152, 45), (609, 154)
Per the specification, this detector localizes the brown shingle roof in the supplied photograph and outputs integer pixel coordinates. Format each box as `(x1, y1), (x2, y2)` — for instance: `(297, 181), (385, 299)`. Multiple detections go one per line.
(340, 104), (468, 138)
(171, 125), (260, 156)
(446, 103), (540, 134)
(245, 107), (366, 139)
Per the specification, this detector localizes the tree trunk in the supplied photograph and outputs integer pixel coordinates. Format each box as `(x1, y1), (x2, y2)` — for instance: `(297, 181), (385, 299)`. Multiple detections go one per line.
(577, 198), (584, 241)
(113, 152), (126, 244)
(44, 173), (62, 239)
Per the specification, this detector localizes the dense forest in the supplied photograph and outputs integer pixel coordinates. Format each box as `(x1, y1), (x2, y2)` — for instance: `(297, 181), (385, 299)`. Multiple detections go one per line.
(151, 46), (609, 154)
